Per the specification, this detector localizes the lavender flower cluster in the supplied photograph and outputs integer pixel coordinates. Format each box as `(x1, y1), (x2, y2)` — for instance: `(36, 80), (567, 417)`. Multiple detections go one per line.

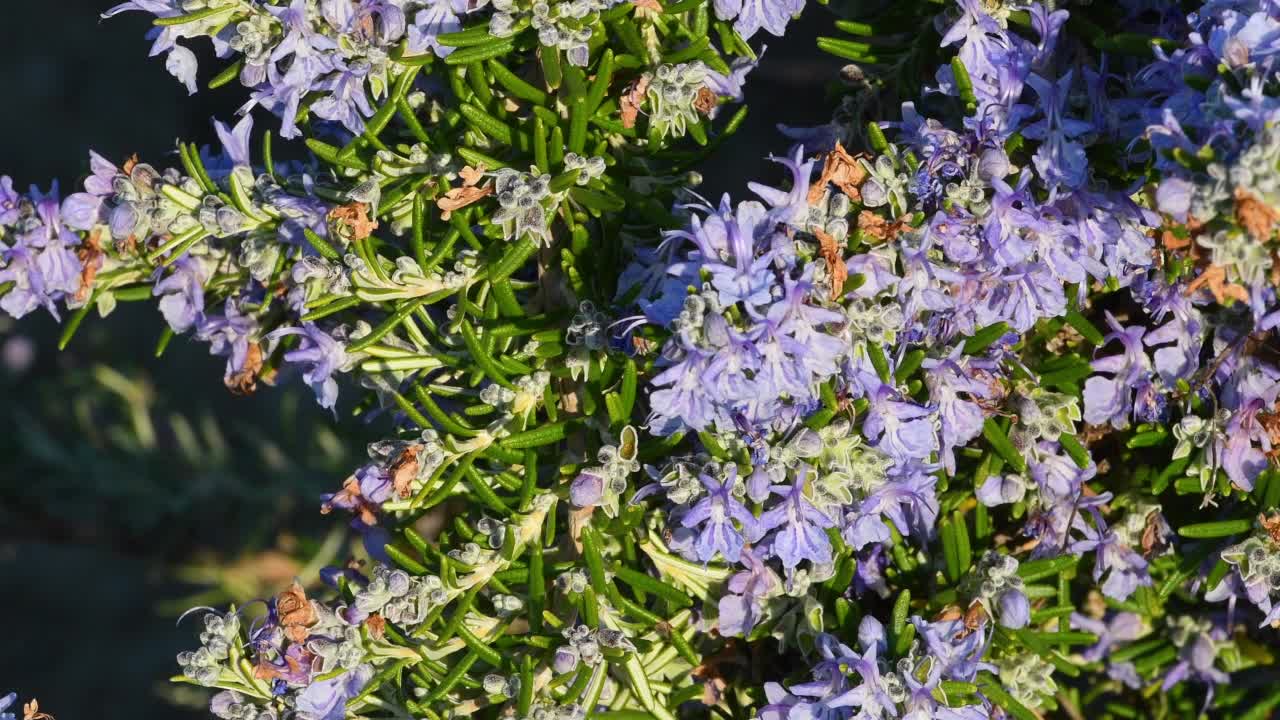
(7, 0), (1280, 719)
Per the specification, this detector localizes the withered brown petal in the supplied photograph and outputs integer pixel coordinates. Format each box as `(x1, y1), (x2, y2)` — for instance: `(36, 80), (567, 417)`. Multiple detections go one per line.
(1235, 186), (1280, 241)
(620, 76), (651, 130)
(276, 581), (318, 643)
(328, 202), (380, 242)
(857, 210), (907, 242)
(812, 227), (848, 301)
(225, 342), (265, 395)
(1186, 264), (1250, 305)
(389, 446), (421, 499)
(437, 185), (494, 221)
(693, 87), (717, 116)
(365, 612), (387, 640)
(808, 142), (867, 205)
(459, 164), (486, 187)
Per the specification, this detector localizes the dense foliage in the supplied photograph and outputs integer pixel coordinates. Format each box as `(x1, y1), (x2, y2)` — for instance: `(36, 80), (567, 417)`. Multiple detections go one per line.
(5, 0), (1280, 718)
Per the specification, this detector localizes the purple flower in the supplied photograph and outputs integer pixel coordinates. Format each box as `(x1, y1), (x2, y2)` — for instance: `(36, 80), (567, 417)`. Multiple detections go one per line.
(207, 116), (255, 176)
(861, 383), (937, 463)
(198, 296), (260, 385)
(847, 544), (887, 599)
(570, 467), (606, 508)
(976, 473), (1027, 507)
(295, 665), (374, 720)
(681, 465), (763, 563)
(0, 177), (21, 226)
(760, 635), (895, 720)
(1071, 515), (1151, 601)
(704, 52), (760, 107)
(1161, 630), (1229, 706)
(702, 201), (777, 311)
(1215, 397), (1271, 492)
(1022, 72), (1092, 189)
(923, 352), (996, 474)
(311, 64), (376, 135)
(996, 587), (1030, 628)
(407, 0), (470, 58)
(60, 152), (119, 230)
(0, 182), (83, 320)
(844, 461), (941, 550)
(648, 348), (724, 434)
(712, 0), (802, 40)
(153, 256), (210, 333)
(912, 617), (990, 682)
(267, 323), (351, 411)
(748, 146), (816, 227)
(760, 466), (835, 570)
(1070, 612), (1144, 663)
(718, 548), (778, 636)
(1084, 313), (1154, 429)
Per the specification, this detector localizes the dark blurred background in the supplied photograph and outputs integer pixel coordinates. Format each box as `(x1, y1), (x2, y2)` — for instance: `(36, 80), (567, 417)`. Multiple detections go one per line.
(0, 4), (842, 718)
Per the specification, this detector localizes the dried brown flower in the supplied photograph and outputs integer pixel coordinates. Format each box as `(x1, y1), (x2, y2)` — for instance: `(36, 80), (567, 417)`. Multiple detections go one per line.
(365, 612), (387, 640)
(808, 142), (867, 205)
(255, 648), (313, 681)
(437, 165), (492, 221)
(328, 202), (380, 242)
(76, 229), (104, 303)
(225, 342), (265, 395)
(813, 227), (847, 300)
(23, 700), (53, 720)
(693, 87), (718, 116)
(1260, 512), (1280, 545)
(1186, 264), (1250, 305)
(1235, 186), (1280, 241)
(322, 477), (380, 526)
(1140, 510), (1169, 557)
(857, 210), (908, 242)
(276, 582), (318, 644)
(389, 445), (421, 499)
(620, 76), (651, 130)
